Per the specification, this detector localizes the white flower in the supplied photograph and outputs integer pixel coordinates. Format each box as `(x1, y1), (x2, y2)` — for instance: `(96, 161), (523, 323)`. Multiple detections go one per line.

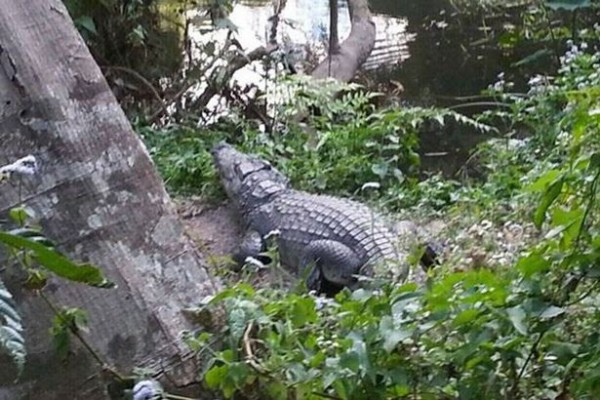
(0, 155), (38, 182)
(132, 380), (163, 400)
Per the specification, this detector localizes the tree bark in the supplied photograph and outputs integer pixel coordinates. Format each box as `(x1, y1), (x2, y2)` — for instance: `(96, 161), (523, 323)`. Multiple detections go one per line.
(311, 0), (376, 81)
(329, 0), (340, 56)
(0, 1), (219, 399)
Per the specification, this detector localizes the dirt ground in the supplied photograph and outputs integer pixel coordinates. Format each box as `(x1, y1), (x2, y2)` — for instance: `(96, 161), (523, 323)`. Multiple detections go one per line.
(175, 196), (242, 260)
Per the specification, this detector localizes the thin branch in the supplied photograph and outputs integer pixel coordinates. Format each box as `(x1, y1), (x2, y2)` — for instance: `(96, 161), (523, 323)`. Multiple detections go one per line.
(242, 321), (269, 375)
(511, 329), (545, 397)
(328, 0), (340, 77)
(311, 392), (343, 400)
(448, 101), (512, 110)
(102, 65), (168, 117)
(187, 43), (278, 114)
(39, 293), (105, 365)
(148, 31), (235, 123)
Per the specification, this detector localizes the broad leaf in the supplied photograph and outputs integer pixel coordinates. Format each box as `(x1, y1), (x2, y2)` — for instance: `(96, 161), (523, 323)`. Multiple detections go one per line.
(539, 306), (565, 319)
(290, 296), (317, 327)
(205, 364), (228, 389)
(0, 232), (114, 288)
(533, 179), (563, 228)
(517, 252), (550, 277)
(507, 306), (528, 335)
(546, 0), (591, 10)
(75, 16), (98, 35)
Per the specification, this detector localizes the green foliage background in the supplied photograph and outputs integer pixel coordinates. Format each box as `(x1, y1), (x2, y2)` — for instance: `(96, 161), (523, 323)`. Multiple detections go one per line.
(1, 0), (598, 397)
(173, 35), (600, 400)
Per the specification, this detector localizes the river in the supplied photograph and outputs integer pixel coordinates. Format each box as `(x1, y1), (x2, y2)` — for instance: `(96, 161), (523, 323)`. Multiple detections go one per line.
(184, 0), (569, 175)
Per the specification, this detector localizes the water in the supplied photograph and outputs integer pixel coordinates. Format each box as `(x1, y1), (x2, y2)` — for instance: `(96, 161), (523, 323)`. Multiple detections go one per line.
(184, 0), (562, 175)
(186, 0), (413, 92)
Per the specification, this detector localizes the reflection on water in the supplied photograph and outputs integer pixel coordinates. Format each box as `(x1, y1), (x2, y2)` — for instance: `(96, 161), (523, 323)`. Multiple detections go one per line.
(228, 0), (413, 70)
(184, 0), (531, 176)
(188, 0), (413, 84)
(185, 0), (414, 119)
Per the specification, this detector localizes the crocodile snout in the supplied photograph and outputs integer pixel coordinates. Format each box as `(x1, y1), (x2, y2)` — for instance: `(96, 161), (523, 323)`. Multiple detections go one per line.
(210, 141), (231, 156)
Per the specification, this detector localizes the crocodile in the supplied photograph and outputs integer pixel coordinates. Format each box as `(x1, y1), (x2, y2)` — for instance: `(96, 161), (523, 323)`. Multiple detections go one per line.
(211, 142), (434, 295)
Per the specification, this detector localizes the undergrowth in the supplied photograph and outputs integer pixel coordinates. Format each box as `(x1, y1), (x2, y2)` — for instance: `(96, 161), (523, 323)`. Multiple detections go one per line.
(164, 39), (600, 399)
(138, 77), (494, 214)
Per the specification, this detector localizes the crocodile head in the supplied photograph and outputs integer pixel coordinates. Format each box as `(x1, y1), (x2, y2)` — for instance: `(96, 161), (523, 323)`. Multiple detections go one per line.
(211, 142), (289, 210)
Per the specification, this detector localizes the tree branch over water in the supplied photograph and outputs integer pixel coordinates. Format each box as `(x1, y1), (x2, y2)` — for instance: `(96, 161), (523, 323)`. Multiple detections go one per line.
(312, 0), (376, 82)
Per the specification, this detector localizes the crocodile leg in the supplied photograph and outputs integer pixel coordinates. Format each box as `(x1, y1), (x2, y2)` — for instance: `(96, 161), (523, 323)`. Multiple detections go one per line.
(300, 240), (362, 295)
(231, 230), (268, 271)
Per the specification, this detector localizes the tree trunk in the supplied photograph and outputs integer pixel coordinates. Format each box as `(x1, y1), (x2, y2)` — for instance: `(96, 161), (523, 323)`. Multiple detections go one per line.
(311, 0), (376, 81)
(0, 1), (219, 399)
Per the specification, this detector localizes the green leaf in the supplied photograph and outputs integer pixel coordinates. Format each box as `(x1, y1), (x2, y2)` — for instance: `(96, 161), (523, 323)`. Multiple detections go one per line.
(533, 179), (563, 229)
(51, 323), (71, 360)
(539, 306), (565, 319)
(205, 364), (228, 389)
(517, 252), (550, 277)
(290, 296), (317, 327)
(339, 351), (360, 373)
(332, 378), (349, 399)
(23, 270), (48, 290)
(382, 329), (412, 353)
(0, 232), (114, 288)
(380, 316), (412, 352)
(349, 333), (372, 378)
(371, 163), (388, 179)
(227, 307), (247, 344)
(507, 306), (528, 335)
(454, 308), (480, 326)
(512, 49), (553, 67)
(8, 207), (32, 227)
(590, 153), (600, 170)
(526, 169), (561, 192)
(75, 16), (97, 35)
(551, 207), (584, 247)
(548, 341), (580, 365)
(227, 363), (249, 387)
(50, 308), (89, 360)
(207, 284), (255, 306)
(546, 0), (591, 10)
(0, 278), (26, 377)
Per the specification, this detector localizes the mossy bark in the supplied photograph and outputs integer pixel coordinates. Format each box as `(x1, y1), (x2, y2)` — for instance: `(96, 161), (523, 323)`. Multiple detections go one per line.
(0, 1), (219, 398)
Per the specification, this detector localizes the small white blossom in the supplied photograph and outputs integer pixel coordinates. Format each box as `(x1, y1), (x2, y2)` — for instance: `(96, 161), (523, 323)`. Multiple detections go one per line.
(132, 380), (163, 400)
(0, 155), (38, 181)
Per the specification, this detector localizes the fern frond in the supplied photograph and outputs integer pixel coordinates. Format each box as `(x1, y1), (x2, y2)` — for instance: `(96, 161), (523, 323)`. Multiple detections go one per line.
(0, 277), (26, 376)
(445, 110), (498, 134)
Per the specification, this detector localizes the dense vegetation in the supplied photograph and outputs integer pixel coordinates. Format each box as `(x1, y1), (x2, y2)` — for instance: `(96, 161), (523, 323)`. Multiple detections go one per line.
(1, 0), (599, 399)
(174, 37), (600, 399)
